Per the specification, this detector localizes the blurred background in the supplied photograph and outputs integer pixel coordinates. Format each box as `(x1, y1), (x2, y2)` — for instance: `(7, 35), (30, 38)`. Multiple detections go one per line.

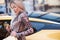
(0, 0), (60, 23)
(0, 0), (60, 15)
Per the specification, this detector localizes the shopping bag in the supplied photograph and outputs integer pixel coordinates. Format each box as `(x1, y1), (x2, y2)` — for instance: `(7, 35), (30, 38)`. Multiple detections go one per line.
(3, 36), (18, 40)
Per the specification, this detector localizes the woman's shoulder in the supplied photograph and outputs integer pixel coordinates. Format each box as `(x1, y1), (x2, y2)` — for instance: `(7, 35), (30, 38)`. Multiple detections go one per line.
(20, 12), (28, 17)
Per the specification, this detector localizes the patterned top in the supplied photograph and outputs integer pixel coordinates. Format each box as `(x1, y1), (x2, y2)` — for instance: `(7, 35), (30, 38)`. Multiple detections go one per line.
(10, 12), (34, 40)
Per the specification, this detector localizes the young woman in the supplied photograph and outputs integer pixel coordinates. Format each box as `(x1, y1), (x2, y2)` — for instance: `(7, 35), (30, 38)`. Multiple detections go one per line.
(6, 0), (34, 40)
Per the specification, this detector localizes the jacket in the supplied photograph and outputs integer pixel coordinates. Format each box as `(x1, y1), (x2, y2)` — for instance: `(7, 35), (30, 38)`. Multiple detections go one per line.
(10, 12), (34, 40)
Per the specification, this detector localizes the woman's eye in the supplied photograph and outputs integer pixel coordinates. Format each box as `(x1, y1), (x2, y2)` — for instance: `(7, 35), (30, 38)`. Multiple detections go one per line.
(13, 6), (16, 8)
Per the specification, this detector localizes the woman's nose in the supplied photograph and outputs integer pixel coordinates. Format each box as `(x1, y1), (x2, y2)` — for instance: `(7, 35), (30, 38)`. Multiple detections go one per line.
(14, 8), (17, 12)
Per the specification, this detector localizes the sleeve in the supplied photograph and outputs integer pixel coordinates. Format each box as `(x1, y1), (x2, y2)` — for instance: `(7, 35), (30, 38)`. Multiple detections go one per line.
(16, 13), (34, 37)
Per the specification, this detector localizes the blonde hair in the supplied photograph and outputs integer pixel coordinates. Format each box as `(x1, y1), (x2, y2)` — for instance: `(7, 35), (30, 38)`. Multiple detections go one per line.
(10, 0), (25, 11)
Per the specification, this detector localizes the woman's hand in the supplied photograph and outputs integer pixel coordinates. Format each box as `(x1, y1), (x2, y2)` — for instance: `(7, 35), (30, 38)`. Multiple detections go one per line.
(10, 31), (17, 37)
(5, 24), (11, 32)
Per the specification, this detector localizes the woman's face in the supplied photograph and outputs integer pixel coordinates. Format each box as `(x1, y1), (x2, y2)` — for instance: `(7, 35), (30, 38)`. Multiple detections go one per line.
(10, 3), (23, 15)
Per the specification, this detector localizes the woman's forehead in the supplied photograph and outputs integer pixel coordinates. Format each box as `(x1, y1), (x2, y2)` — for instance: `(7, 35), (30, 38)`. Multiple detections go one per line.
(10, 3), (16, 7)
(10, 3), (16, 9)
